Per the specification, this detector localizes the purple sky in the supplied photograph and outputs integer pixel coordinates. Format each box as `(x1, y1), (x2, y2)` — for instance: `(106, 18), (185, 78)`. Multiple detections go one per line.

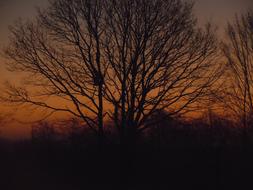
(0, 0), (252, 46)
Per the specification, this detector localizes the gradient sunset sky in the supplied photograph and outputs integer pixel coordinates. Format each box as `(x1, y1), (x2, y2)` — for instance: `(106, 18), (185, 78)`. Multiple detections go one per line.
(0, 0), (252, 139)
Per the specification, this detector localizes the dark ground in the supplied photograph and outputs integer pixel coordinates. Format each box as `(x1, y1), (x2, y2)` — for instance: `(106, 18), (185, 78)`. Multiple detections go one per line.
(0, 140), (253, 190)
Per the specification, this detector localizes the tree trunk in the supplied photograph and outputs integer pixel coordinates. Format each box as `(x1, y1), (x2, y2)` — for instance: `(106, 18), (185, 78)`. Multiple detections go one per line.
(98, 83), (104, 150)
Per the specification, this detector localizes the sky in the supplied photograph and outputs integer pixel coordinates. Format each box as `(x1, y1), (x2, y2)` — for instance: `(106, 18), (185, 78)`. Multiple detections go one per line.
(195, 0), (253, 27)
(0, 0), (252, 139)
(0, 0), (252, 47)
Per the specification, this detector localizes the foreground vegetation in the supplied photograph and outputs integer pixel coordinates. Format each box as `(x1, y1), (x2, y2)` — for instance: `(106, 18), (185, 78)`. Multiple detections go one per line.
(0, 113), (253, 190)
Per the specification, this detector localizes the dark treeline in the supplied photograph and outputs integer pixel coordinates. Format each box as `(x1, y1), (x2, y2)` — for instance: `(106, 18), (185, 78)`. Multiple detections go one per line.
(1, 112), (253, 190)
(29, 111), (247, 148)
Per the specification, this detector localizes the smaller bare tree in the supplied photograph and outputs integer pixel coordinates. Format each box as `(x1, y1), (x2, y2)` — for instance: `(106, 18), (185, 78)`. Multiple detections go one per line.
(222, 11), (253, 128)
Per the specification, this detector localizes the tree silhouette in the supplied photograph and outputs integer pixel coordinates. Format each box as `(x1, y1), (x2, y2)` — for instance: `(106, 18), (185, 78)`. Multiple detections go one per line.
(222, 11), (253, 128)
(2, 0), (219, 147)
(103, 0), (219, 146)
(3, 0), (107, 146)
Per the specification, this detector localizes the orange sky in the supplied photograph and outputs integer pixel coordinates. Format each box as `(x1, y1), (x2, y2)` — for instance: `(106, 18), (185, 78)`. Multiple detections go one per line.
(0, 0), (252, 140)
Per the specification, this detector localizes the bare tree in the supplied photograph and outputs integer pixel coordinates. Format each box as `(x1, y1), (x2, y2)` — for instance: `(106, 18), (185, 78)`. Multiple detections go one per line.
(103, 0), (219, 146)
(3, 0), (107, 146)
(222, 11), (253, 128)
(2, 0), (219, 148)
